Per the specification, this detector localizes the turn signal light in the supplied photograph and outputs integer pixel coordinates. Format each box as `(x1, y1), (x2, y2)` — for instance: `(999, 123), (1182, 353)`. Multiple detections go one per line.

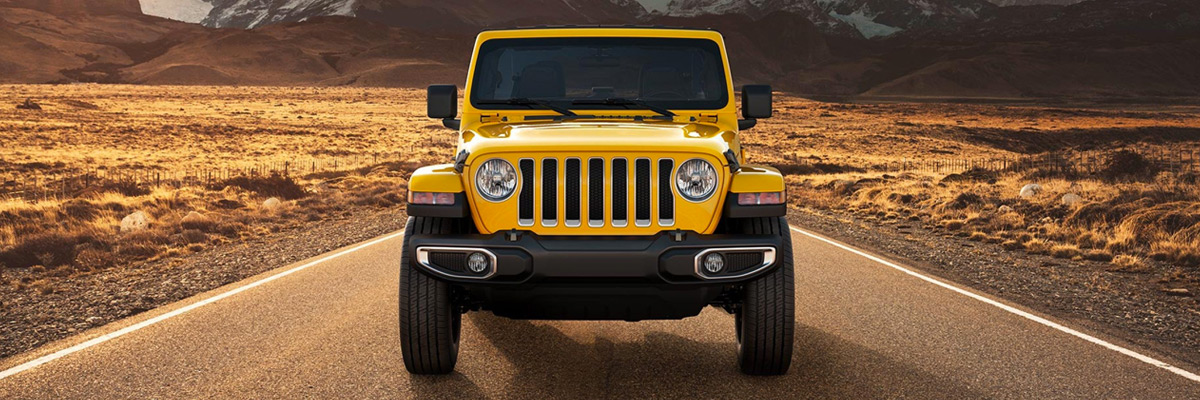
(737, 192), (785, 206)
(409, 192), (456, 205)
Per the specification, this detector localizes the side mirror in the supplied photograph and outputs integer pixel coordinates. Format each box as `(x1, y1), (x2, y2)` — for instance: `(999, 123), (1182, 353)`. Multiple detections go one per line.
(739, 84), (772, 130)
(427, 84), (460, 130)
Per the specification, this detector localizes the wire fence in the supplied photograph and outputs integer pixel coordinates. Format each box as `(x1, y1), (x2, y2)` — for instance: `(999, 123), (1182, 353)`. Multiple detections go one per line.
(782, 147), (1200, 176)
(1, 152), (406, 202)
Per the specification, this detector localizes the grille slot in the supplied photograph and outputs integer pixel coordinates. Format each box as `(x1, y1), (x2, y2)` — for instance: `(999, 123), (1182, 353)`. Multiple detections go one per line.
(565, 158), (581, 227)
(611, 158), (628, 226)
(518, 159), (534, 226)
(724, 252), (765, 274)
(542, 158), (558, 226)
(429, 252), (467, 273)
(635, 158), (651, 226)
(588, 158), (604, 227)
(658, 159), (674, 225)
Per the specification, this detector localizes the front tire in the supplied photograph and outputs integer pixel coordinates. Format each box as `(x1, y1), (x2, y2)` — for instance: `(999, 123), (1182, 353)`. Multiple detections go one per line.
(733, 217), (795, 375)
(400, 217), (463, 375)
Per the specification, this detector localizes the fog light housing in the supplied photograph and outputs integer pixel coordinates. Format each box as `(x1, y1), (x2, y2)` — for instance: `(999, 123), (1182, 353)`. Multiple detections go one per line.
(737, 191), (785, 205)
(703, 253), (725, 274)
(409, 191), (456, 205)
(467, 252), (490, 274)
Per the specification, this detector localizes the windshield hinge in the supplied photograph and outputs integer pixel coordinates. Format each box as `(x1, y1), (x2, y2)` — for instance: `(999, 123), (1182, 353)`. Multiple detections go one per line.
(698, 113), (719, 123)
(479, 113), (504, 123)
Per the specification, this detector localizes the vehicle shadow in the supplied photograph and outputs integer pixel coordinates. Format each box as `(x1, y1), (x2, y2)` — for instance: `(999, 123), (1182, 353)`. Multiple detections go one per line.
(450, 312), (985, 399)
(406, 371), (489, 400)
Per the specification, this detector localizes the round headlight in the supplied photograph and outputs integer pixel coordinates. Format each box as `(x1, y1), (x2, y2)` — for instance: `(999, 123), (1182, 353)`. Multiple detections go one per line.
(675, 159), (718, 201)
(475, 158), (517, 201)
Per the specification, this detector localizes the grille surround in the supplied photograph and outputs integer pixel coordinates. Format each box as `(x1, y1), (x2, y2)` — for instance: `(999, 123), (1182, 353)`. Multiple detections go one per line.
(474, 155), (717, 234)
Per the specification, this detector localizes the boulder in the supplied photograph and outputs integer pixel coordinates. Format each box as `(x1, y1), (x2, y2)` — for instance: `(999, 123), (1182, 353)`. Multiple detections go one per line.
(829, 179), (855, 194)
(180, 211), (212, 230)
(1062, 193), (1083, 206)
(214, 199), (243, 209)
(120, 211), (149, 232)
(998, 205), (1014, 213)
(262, 197), (282, 210)
(1019, 183), (1043, 198)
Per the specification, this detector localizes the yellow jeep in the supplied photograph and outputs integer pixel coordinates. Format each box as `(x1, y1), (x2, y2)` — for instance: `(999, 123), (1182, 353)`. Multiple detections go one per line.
(401, 26), (792, 375)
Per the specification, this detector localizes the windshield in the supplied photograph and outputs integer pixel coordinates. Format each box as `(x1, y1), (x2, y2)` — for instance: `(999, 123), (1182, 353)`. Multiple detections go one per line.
(469, 37), (729, 111)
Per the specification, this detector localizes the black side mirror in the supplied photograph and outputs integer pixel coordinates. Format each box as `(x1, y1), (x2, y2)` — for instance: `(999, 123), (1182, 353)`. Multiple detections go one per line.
(739, 84), (772, 130)
(427, 84), (460, 130)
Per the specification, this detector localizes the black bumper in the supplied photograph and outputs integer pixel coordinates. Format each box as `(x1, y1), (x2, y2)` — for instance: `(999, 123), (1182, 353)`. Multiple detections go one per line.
(404, 230), (785, 320)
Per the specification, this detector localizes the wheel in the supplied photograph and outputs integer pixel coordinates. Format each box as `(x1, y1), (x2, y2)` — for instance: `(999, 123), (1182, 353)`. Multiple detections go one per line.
(733, 216), (795, 375)
(400, 216), (464, 375)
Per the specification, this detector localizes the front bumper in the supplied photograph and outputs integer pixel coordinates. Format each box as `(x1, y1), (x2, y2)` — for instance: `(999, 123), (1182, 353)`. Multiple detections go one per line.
(404, 230), (785, 320)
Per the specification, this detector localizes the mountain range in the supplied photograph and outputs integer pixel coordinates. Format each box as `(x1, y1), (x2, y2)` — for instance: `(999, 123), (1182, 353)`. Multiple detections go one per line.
(2, 0), (1199, 98)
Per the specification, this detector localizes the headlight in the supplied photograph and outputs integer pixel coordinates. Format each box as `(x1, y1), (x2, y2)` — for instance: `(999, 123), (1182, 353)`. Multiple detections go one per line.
(475, 158), (517, 201)
(675, 159), (718, 201)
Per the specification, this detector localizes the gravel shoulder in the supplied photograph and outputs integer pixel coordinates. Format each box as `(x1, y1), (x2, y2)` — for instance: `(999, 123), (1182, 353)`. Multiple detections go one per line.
(0, 208), (407, 360)
(788, 207), (1200, 369)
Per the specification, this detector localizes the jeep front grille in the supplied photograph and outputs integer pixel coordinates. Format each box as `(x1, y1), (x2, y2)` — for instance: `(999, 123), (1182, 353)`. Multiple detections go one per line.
(514, 156), (681, 230)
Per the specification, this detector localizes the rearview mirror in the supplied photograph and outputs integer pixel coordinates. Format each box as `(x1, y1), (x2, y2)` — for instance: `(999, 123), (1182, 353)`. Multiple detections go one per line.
(427, 84), (460, 130)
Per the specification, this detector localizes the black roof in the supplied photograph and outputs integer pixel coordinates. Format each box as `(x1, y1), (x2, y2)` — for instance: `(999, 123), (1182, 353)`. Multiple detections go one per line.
(485, 24), (719, 33)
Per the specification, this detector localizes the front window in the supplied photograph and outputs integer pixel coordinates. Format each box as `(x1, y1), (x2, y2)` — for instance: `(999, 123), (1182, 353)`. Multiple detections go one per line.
(469, 37), (729, 111)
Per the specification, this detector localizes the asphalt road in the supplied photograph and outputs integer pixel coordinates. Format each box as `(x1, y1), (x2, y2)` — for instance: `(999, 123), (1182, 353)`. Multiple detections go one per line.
(2, 226), (1199, 399)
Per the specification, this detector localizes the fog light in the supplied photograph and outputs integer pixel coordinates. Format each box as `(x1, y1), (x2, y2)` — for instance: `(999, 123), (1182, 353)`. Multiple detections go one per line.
(467, 252), (490, 274)
(703, 253), (725, 274)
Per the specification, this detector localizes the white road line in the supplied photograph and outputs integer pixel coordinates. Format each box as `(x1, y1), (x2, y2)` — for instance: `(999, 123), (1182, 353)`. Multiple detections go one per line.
(0, 231), (405, 381)
(788, 225), (1200, 384)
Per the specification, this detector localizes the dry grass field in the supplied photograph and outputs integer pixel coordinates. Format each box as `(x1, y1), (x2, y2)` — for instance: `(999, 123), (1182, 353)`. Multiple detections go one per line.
(2, 85), (1199, 298)
(749, 98), (1200, 295)
(0, 85), (456, 293)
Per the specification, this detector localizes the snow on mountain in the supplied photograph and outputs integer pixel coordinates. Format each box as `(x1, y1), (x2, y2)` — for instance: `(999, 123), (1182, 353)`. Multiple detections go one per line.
(661, 0), (759, 17)
(202, 0), (357, 28)
(141, 0), (215, 23)
(663, 0), (995, 38)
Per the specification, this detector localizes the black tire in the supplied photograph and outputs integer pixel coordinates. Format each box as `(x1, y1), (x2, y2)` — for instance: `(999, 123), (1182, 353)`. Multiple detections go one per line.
(400, 216), (463, 375)
(733, 216), (795, 375)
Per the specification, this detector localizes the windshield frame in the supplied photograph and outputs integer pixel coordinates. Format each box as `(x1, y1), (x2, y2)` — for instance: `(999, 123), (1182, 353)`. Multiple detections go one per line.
(467, 36), (731, 112)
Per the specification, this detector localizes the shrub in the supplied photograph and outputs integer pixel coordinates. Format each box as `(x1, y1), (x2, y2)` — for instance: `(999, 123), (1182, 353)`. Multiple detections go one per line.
(1024, 239), (1052, 254)
(1110, 255), (1149, 273)
(1050, 244), (1082, 259)
(1001, 240), (1024, 250)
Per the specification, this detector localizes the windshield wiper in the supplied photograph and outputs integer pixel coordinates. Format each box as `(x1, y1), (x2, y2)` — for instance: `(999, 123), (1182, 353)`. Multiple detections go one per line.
(571, 98), (676, 118)
(478, 98), (576, 116)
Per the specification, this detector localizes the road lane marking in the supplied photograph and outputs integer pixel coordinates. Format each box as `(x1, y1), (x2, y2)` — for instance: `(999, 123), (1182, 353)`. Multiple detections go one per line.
(0, 231), (405, 381)
(788, 225), (1200, 384)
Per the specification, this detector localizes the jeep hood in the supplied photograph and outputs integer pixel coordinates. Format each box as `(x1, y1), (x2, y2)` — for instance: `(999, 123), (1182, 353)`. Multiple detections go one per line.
(462, 122), (734, 162)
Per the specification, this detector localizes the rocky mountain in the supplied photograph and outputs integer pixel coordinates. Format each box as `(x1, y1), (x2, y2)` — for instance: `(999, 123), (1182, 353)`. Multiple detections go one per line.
(196, 0), (648, 29)
(3, 0), (1200, 99)
(988, 0), (1085, 6)
(660, 0), (998, 38)
(0, 0), (143, 15)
